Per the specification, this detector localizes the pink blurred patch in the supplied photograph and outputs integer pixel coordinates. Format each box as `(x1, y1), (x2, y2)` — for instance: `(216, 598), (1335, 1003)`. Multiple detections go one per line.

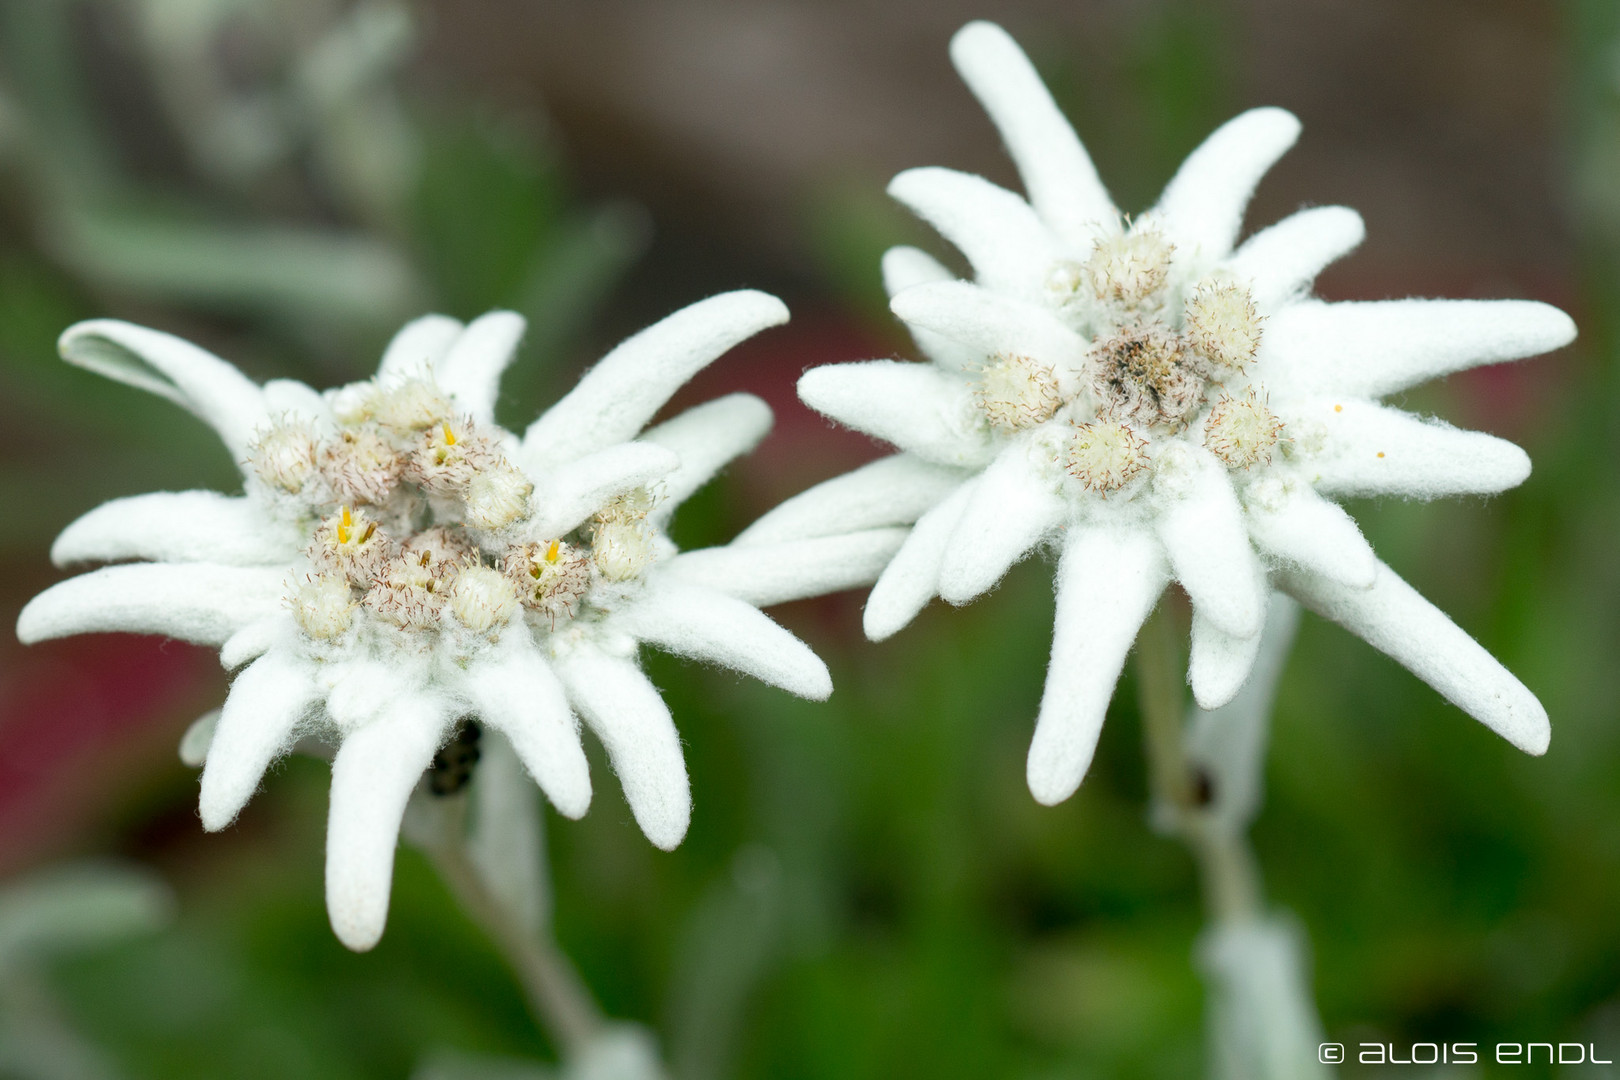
(0, 626), (220, 874)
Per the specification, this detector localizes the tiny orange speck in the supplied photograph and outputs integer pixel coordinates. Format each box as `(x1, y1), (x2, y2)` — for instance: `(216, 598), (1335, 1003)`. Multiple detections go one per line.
(1376, 451), (1385, 458)
(1334, 404), (1342, 413)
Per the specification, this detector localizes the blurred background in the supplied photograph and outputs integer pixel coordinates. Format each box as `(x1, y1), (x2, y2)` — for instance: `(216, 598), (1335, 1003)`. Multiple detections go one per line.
(0, 0), (1615, 1076)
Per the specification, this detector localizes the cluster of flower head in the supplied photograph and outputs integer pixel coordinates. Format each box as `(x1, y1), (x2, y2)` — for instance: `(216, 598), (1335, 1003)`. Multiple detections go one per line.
(970, 218), (1283, 496)
(247, 376), (656, 647)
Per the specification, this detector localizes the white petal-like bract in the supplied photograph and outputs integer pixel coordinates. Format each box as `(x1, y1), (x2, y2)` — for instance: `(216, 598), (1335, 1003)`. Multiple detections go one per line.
(621, 581), (832, 701)
(59, 320), (271, 464)
(797, 360), (991, 467)
(863, 480), (976, 641)
(523, 290), (788, 464)
(1152, 107), (1301, 265)
(459, 643), (593, 820)
(18, 564), (286, 646)
(1028, 528), (1168, 805)
(437, 311), (525, 423)
(51, 492), (300, 568)
(556, 647), (692, 852)
(643, 394), (774, 521)
(199, 650), (321, 830)
(665, 528), (908, 608)
(736, 455), (966, 547)
(326, 696), (450, 951)
(1280, 561), (1549, 755)
(950, 21), (1115, 247)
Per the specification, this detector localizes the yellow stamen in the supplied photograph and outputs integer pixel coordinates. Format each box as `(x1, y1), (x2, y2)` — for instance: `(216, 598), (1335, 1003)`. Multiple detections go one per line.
(442, 422), (457, 446)
(337, 505), (352, 545)
(545, 539), (561, 563)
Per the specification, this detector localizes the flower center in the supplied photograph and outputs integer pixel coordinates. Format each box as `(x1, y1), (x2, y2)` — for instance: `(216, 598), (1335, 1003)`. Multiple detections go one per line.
(972, 353), (1063, 433)
(973, 218), (1281, 496)
(255, 376), (661, 646)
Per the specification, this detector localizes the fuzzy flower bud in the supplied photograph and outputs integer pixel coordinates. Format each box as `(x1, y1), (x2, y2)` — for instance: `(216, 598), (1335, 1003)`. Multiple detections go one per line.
(1082, 224), (1174, 309)
(1065, 421), (1149, 493)
(400, 526), (474, 579)
(973, 353), (1063, 432)
(587, 487), (663, 581)
(1204, 388), (1285, 470)
(462, 461), (534, 529)
(407, 420), (500, 495)
(1091, 326), (1204, 427)
(248, 419), (320, 495)
(448, 564), (520, 633)
(369, 378), (454, 433)
(1184, 279), (1264, 374)
(320, 428), (404, 506)
(308, 506), (391, 586)
(589, 495), (657, 586)
(364, 557), (445, 630)
(328, 383), (374, 426)
(1044, 259), (1086, 313)
(591, 516), (657, 582)
(505, 539), (592, 625)
(288, 573), (356, 640)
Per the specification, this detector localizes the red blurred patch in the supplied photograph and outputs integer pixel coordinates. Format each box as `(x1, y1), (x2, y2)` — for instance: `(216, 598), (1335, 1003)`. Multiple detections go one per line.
(0, 629), (219, 873)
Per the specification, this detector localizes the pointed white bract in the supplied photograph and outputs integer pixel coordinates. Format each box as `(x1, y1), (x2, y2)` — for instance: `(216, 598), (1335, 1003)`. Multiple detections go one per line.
(936, 444), (1063, 604)
(950, 22), (1113, 247)
(49, 491), (302, 567)
(58, 320), (272, 462)
(556, 647), (691, 852)
(736, 453), (966, 546)
(862, 480), (975, 641)
(376, 313), (463, 383)
(663, 528), (908, 609)
(1224, 207), (1365, 313)
(435, 311), (525, 424)
(326, 695), (450, 951)
(797, 360), (991, 467)
(787, 21), (1568, 804)
(199, 650), (320, 830)
(18, 293), (848, 951)
(642, 393), (774, 521)
(1154, 107), (1301, 264)
(1028, 528), (1168, 805)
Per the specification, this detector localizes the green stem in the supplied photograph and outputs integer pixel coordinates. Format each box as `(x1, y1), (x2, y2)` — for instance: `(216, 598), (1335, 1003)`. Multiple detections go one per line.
(1135, 602), (1263, 925)
(424, 804), (604, 1059)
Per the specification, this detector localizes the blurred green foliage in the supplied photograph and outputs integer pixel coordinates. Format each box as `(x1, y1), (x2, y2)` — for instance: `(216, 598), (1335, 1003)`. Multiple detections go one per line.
(2, 3), (1619, 1080)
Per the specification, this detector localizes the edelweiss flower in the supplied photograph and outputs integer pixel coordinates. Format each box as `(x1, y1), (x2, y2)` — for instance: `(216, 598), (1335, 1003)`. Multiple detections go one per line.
(17, 292), (897, 950)
(754, 22), (1574, 806)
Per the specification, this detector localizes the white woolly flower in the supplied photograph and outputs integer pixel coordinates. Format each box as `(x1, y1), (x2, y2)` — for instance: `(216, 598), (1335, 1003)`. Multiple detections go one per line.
(755, 21), (1573, 806)
(17, 292), (903, 951)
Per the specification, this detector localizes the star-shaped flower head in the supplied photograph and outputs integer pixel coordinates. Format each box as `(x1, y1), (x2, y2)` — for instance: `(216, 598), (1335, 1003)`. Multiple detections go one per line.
(755, 22), (1574, 806)
(18, 292), (880, 950)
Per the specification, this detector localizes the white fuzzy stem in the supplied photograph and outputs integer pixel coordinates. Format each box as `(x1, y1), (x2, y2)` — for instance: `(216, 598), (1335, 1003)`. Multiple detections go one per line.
(1135, 602), (1264, 924)
(1136, 602), (1330, 1080)
(420, 800), (603, 1059)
